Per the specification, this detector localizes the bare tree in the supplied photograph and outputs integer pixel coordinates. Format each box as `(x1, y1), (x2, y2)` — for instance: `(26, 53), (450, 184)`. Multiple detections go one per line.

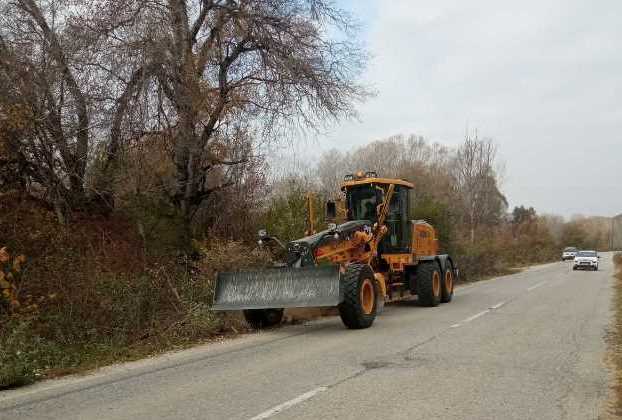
(313, 134), (455, 203)
(1, 0), (369, 239)
(348, 135), (408, 177)
(76, 0), (369, 243)
(316, 148), (347, 197)
(452, 135), (507, 243)
(0, 0), (94, 222)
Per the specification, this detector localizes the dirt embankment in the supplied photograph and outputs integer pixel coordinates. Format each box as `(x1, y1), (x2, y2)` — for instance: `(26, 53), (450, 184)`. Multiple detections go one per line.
(608, 252), (622, 418)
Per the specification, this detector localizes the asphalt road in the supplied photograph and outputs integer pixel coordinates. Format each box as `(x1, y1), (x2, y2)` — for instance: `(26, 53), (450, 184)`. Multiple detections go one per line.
(0, 254), (615, 420)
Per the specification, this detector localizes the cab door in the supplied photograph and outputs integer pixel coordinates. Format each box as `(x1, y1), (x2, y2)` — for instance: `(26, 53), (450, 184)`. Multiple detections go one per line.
(380, 186), (411, 253)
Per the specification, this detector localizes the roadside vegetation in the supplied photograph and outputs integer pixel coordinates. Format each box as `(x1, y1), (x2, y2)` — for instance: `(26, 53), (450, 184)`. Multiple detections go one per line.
(610, 252), (622, 417)
(2, 135), (610, 389)
(0, 1), (615, 388)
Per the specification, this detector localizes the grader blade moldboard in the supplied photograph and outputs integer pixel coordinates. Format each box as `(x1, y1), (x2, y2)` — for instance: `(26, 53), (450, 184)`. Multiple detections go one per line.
(212, 265), (341, 310)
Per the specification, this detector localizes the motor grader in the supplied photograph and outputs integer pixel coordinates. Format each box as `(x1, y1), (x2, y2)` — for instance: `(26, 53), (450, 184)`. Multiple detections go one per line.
(213, 171), (458, 329)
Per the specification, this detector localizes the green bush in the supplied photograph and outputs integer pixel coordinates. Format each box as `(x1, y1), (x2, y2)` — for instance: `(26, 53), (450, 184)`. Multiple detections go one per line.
(454, 239), (509, 282)
(260, 183), (309, 242)
(0, 319), (61, 388)
(411, 197), (455, 254)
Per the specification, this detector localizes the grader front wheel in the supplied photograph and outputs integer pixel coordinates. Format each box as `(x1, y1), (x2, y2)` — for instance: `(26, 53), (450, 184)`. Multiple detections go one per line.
(338, 264), (379, 329)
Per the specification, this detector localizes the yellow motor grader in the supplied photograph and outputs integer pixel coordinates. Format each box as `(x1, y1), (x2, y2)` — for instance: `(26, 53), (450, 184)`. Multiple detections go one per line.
(213, 171), (457, 329)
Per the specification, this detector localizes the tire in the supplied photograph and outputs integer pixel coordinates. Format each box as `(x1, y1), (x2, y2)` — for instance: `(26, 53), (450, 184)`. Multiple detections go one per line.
(243, 308), (284, 329)
(440, 261), (454, 303)
(416, 262), (441, 307)
(338, 264), (378, 329)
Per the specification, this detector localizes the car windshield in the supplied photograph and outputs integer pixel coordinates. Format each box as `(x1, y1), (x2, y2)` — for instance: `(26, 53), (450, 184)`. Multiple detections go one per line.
(564, 247), (577, 252)
(577, 251), (596, 257)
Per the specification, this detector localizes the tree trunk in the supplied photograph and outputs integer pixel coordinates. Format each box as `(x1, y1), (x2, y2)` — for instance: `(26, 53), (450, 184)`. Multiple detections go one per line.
(470, 202), (476, 244)
(173, 111), (198, 251)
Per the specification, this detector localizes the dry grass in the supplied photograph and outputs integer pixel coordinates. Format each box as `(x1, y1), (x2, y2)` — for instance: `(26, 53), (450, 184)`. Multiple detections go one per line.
(610, 252), (622, 417)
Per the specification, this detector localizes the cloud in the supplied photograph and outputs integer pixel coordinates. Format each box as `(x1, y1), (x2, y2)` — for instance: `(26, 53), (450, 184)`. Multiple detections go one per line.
(318, 0), (622, 217)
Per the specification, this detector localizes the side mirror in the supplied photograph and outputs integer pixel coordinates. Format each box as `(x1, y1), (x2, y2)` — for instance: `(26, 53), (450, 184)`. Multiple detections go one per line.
(326, 201), (337, 220)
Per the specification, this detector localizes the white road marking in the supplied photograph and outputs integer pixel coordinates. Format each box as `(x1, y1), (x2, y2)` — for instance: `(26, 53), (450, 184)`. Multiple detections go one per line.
(451, 309), (491, 328)
(527, 281), (547, 292)
(249, 387), (328, 420)
(463, 310), (490, 323)
(490, 301), (506, 310)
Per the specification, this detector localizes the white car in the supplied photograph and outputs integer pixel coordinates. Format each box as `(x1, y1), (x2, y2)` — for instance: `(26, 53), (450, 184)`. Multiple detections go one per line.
(573, 250), (599, 271)
(562, 246), (578, 261)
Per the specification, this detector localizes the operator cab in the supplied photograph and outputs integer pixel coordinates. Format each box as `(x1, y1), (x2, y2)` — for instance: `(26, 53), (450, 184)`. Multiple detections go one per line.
(341, 171), (414, 254)
(345, 184), (383, 221)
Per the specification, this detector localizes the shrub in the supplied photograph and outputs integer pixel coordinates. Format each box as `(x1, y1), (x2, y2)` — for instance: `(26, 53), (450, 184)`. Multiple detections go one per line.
(0, 194), (280, 384)
(0, 247), (25, 314)
(454, 238), (509, 282)
(0, 319), (61, 388)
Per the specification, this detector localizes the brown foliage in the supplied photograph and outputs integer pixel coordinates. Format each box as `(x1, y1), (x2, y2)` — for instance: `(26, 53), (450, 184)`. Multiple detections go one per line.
(1, 0), (369, 232)
(0, 247), (23, 312)
(1, 1), (91, 220)
(561, 216), (612, 251)
(0, 195), (276, 379)
(610, 253), (622, 417)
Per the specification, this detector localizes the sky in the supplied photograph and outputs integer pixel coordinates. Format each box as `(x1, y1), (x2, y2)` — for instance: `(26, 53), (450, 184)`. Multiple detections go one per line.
(307, 0), (622, 218)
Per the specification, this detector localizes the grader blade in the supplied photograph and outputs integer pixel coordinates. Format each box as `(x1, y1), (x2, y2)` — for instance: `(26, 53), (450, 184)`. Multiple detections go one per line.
(212, 265), (341, 310)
